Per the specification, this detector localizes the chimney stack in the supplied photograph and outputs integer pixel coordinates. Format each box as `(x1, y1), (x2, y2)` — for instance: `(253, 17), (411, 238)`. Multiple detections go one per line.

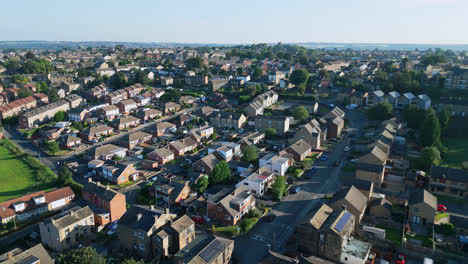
(165, 208), (169, 215)
(137, 213), (142, 221)
(150, 205), (154, 210)
(7, 251), (13, 259)
(88, 177), (92, 183)
(341, 205), (347, 211)
(106, 185), (110, 190)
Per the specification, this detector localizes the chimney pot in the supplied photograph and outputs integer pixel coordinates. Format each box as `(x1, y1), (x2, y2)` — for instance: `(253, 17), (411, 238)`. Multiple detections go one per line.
(106, 185), (110, 190)
(88, 177), (92, 183)
(150, 205), (154, 210)
(137, 213), (142, 221)
(165, 208), (169, 214)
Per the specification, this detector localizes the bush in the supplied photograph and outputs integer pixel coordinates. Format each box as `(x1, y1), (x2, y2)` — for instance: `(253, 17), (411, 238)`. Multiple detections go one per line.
(247, 208), (261, 218)
(435, 223), (455, 235)
(240, 217), (258, 233)
(216, 225), (239, 237)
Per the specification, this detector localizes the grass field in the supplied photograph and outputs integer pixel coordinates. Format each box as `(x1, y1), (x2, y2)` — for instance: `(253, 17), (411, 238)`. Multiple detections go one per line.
(0, 139), (55, 202)
(441, 137), (468, 168)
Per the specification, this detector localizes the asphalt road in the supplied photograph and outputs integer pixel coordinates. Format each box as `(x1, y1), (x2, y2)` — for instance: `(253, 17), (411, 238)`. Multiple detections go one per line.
(234, 109), (365, 263)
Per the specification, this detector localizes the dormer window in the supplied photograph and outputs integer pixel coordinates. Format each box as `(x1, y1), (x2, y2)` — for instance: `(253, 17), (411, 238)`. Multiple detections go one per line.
(33, 196), (45, 205)
(13, 202), (25, 212)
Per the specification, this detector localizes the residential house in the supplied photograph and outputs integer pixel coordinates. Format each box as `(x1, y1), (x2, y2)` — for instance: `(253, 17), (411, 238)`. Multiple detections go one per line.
(396, 92), (416, 110)
(160, 76), (173, 86)
(326, 116), (344, 139)
(437, 97), (468, 116)
(255, 115), (290, 135)
(152, 121), (176, 137)
(207, 188), (255, 226)
(149, 88), (165, 100)
(172, 231), (234, 264)
(328, 186), (368, 229)
(97, 105), (120, 121)
(244, 100), (265, 118)
(384, 91), (400, 109)
(444, 68), (468, 89)
(135, 94), (151, 106)
(39, 206), (95, 252)
(153, 179), (192, 204)
(0, 93), (48, 119)
(0, 187), (75, 224)
(118, 205), (191, 260)
(196, 106), (219, 118)
(208, 144), (233, 162)
(169, 137), (198, 156)
(68, 108), (90, 122)
(429, 165), (468, 198)
(268, 71), (285, 84)
(18, 97), (82, 128)
(209, 76), (230, 91)
(84, 144), (127, 160)
(80, 124), (114, 141)
(178, 95), (197, 105)
(86, 83), (108, 100)
(101, 160), (139, 185)
(368, 198), (393, 219)
(0, 244), (53, 264)
(285, 139), (312, 162)
(157, 102), (181, 114)
(188, 125), (214, 142)
(136, 108), (162, 121)
(367, 90), (385, 105)
(148, 148), (175, 165)
(117, 99), (138, 114)
(104, 89), (128, 105)
(238, 131), (265, 150)
(259, 152), (292, 176)
(289, 119), (326, 149)
(41, 126), (64, 140)
(58, 134), (81, 149)
(210, 112), (246, 129)
(414, 94), (432, 110)
(111, 115), (140, 130)
(235, 168), (274, 196)
(193, 153), (220, 174)
(124, 83), (145, 98)
(253, 90), (278, 108)
(297, 204), (355, 261)
(119, 131), (152, 149)
(185, 74), (208, 87)
(355, 143), (388, 187)
(82, 179), (127, 225)
(408, 189), (437, 225)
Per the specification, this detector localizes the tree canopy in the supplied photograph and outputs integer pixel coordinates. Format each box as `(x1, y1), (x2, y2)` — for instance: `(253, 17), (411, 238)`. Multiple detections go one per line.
(271, 175), (286, 201)
(292, 105), (309, 121)
(196, 176), (209, 194)
(57, 247), (106, 264)
(265, 128), (276, 139)
(209, 161), (231, 185)
(290, 69), (310, 87)
(367, 102), (393, 121)
(23, 58), (53, 74)
(421, 108), (441, 147)
(402, 104), (426, 129)
(242, 145), (258, 163)
(420, 147), (441, 170)
(18, 87), (33, 98)
(54, 111), (65, 122)
(186, 56), (204, 70)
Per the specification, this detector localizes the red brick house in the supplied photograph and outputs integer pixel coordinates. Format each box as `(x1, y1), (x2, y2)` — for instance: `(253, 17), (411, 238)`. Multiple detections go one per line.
(148, 148), (175, 165)
(206, 188), (255, 226)
(82, 179), (127, 226)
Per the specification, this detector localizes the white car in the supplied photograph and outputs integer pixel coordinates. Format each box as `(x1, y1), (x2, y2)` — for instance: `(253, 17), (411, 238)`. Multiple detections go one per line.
(344, 147), (350, 152)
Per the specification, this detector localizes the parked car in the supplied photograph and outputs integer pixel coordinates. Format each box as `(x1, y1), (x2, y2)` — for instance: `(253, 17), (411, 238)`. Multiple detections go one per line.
(320, 155), (328, 161)
(437, 204), (447, 212)
(344, 147), (350, 152)
(310, 166), (317, 173)
(191, 216), (205, 224)
(290, 186), (301, 194)
(395, 253), (406, 264)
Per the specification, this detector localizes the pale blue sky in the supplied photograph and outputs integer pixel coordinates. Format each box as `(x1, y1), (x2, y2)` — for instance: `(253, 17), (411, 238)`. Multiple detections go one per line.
(2, 0), (467, 44)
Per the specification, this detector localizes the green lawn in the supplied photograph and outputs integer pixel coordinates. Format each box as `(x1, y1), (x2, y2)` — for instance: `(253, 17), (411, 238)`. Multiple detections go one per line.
(377, 225), (402, 245)
(441, 137), (468, 168)
(0, 139), (56, 202)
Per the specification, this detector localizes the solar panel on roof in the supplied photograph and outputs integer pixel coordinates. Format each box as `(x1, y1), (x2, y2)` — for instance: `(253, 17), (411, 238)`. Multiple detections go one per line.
(334, 211), (352, 232)
(199, 239), (224, 262)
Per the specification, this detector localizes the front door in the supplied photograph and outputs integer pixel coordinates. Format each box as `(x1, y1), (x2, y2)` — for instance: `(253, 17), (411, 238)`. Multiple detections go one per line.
(422, 218), (427, 225)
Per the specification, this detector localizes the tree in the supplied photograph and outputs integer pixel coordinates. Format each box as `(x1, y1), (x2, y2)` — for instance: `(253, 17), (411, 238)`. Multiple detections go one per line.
(290, 69), (310, 87)
(265, 128), (276, 139)
(134, 70), (149, 86)
(186, 56), (204, 70)
(236, 67), (243, 75)
(72, 121), (83, 131)
(110, 72), (127, 89)
(271, 175), (286, 201)
(58, 166), (73, 185)
(46, 141), (60, 154)
(57, 247), (106, 264)
(48, 88), (59, 103)
(438, 108), (451, 136)
(196, 176), (209, 194)
(421, 108), (441, 147)
(420, 147), (441, 170)
(402, 104), (426, 129)
(242, 145), (258, 163)
(40, 81), (49, 92)
(292, 105), (309, 121)
(367, 102), (393, 121)
(11, 74), (28, 84)
(319, 69), (329, 80)
(209, 161), (231, 185)
(23, 58), (53, 74)
(17, 87), (33, 98)
(251, 66), (263, 79)
(4, 58), (20, 72)
(25, 51), (35, 60)
(54, 111), (65, 122)
(298, 55), (308, 65)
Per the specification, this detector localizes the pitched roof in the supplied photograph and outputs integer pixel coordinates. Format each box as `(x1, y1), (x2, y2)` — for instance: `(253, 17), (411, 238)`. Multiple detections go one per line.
(408, 189), (437, 210)
(430, 165), (468, 183)
(118, 205), (165, 233)
(330, 186), (368, 214)
(48, 206), (93, 229)
(171, 215), (194, 233)
(358, 145), (387, 165)
(121, 131), (152, 143)
(153, 148), (174, 158)
(0, 244), (53, 264)
(83, 180), (123, 202)
(288, 139), (311, 155)
(83, 124), (113, 135)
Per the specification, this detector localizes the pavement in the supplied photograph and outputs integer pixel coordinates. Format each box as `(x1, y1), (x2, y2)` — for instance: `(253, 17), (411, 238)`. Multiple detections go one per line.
(234, 108), (365, 263)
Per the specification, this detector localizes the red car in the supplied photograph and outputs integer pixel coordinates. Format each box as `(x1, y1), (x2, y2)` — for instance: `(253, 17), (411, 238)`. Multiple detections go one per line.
(395, 253), (406, 264)
(191, 216), (205, 224)
(437, 204), (447, 212)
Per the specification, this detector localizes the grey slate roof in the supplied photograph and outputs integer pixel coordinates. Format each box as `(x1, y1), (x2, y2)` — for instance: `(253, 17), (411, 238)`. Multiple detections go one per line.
(408, 189), (437, 211)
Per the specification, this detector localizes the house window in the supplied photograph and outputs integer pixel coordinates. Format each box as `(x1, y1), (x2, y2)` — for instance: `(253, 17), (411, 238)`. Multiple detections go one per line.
(138, 243), (145, 250)
(413, 207), (419, 213)
(217, 207), (223, 212)
(225, 215), (231, 221)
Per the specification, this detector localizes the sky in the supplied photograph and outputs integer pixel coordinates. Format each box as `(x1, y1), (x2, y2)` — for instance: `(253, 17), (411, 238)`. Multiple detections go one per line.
(2, 0), (468, 44)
